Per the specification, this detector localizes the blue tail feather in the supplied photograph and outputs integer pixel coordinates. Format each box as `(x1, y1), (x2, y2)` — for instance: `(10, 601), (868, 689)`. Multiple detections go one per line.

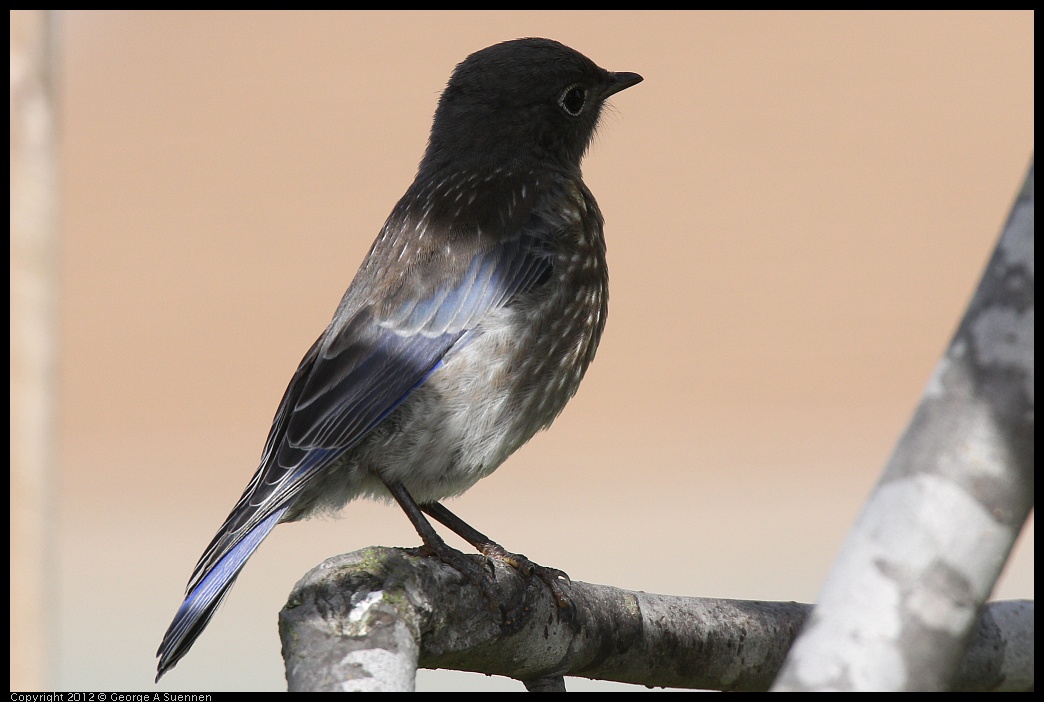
(156, 506), (288, 680)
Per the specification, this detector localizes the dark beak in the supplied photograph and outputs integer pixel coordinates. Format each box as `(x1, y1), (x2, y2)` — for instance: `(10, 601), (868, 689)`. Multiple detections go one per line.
(604, 71), (644, 97)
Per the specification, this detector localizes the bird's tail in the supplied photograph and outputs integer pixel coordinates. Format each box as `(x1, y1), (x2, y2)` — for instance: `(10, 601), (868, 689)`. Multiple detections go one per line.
(155, 505), (289, 681)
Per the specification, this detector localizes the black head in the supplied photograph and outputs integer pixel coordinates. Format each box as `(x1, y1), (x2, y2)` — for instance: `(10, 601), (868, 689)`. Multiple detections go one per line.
(420, 38), (642, 176)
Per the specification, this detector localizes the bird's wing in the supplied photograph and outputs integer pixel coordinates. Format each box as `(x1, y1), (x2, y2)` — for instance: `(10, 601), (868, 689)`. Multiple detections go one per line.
(194, 213), (553, 585)
(157, 200), (554, 676)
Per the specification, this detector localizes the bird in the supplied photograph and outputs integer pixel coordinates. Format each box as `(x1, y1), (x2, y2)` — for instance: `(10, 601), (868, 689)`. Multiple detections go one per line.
(156, 37), (641, 680)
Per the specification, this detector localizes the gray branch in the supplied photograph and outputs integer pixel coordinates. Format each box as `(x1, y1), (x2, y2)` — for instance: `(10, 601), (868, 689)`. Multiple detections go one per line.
(279, 547), (1031, 691)
(775, 160), (1034, 691)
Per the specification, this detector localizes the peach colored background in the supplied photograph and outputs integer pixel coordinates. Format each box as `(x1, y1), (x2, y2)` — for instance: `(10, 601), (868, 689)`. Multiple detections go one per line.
(51, 11), (1032, 691)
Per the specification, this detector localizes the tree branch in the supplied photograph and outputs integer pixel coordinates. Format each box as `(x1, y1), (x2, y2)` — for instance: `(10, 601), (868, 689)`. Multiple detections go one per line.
(774, 160), (1034, 691)
(279, 546), (1032, 691)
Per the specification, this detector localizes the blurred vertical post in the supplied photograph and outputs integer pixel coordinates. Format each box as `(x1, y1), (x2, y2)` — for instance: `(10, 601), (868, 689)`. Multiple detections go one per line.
(10, 9), (58, 690)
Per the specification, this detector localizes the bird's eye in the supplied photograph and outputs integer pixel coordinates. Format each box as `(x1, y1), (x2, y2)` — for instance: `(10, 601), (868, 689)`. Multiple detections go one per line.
(558, 85), (587, 116)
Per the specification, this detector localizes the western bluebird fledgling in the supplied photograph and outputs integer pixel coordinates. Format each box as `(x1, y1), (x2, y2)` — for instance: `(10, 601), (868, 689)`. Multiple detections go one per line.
(156, 37), (641, 680)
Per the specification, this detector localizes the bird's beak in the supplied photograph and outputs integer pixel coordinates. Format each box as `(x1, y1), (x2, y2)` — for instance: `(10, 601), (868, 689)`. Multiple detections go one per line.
(604, 71), (643, 97)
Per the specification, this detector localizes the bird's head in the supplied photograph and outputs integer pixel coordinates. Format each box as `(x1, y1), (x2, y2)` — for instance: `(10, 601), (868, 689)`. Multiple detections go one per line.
(421, 38), (642, 176)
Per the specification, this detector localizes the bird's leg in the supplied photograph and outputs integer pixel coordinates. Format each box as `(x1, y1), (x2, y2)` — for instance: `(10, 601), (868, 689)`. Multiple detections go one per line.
(420, 501), (572, 608)
(380, 478), (492, 589)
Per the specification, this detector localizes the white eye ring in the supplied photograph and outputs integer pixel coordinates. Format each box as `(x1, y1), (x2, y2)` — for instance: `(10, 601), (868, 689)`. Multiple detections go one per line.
(558, 84), (587, 116)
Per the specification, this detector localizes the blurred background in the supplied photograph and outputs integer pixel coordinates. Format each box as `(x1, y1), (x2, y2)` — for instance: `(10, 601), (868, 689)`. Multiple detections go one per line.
(11, 10), (1033, 692)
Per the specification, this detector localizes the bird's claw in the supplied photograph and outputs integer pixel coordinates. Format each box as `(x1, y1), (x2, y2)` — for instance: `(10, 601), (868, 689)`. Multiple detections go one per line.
(478, 543), (573, 609)
(416, 541), (501, 608)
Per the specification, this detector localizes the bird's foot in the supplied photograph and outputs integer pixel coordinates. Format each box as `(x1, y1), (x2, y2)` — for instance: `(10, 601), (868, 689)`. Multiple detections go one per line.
(414, 538), (573, 618)
(414, 539), (500, 604)
(477, 542), (573, 610)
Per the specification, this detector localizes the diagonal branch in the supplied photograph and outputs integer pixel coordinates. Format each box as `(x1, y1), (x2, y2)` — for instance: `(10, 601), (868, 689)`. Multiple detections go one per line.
(775, 160), (1034, 691)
